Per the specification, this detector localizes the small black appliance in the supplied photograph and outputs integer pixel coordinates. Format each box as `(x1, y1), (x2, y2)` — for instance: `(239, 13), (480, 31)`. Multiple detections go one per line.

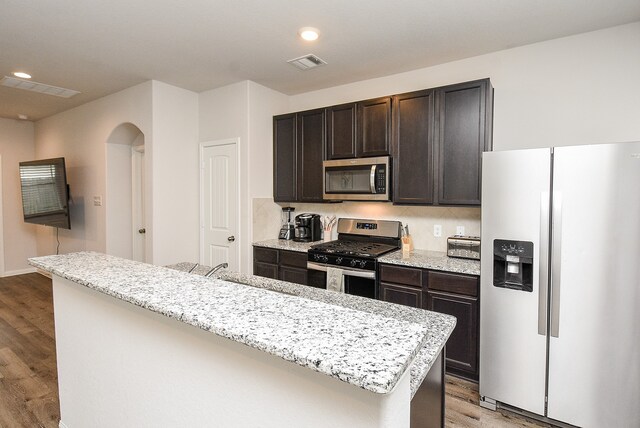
(293, 213), (322, 242)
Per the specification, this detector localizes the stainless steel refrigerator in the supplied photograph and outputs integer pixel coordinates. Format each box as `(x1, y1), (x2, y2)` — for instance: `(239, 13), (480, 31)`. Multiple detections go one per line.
(479, 142), (640, 427)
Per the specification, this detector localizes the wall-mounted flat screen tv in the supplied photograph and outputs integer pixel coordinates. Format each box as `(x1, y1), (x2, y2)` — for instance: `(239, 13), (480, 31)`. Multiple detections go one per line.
(19, 157), (71, 229)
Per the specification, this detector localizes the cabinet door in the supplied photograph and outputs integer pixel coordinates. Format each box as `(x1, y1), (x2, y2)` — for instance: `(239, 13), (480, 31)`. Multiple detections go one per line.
(435, 79), (492, 205)
(380, 282), (422, 308)
(392, 90), (435, 204)
(253, 262), (279, 280)
(326, 103), (357, 159)
(296, 109), (326, 202)
(425, 290), (479, 380)
(273, 113), (297, 202)
(358, 97), (391, 158)
(279, 266), (308, 285)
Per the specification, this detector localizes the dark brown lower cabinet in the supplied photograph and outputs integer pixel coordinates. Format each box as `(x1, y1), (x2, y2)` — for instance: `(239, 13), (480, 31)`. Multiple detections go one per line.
(425, 289), (478, 381)
(379, 282), (422, 308)
(279, 266), (307, 284)
(254, 262), (278, 280)
(253, 247), (308, 286)
(379, 263), (480, 382)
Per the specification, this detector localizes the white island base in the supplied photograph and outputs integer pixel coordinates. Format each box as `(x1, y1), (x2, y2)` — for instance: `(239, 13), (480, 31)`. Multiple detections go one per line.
(53, 275), (444, 427)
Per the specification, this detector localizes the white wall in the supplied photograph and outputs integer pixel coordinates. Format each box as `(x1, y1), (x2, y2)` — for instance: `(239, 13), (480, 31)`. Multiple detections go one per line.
(289, 22), (640, 151)
(150, 81), (199, 266)
(250, 23), (640, 250)
(0, 118), (37, 275)
(35, 81), (153, 258)
(199, 81), (288, 273)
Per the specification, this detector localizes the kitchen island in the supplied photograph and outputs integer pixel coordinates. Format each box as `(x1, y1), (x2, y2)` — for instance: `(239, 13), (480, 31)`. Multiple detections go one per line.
(30, 252), (455, 428)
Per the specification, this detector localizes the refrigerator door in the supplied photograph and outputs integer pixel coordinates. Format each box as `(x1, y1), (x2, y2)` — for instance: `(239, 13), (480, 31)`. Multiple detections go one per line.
(480, 149), (551, 415)
(547, 142), (640, 427)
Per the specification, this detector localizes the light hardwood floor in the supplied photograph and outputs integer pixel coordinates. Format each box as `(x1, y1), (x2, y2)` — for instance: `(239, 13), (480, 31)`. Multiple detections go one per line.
(0, 273), (550, 427)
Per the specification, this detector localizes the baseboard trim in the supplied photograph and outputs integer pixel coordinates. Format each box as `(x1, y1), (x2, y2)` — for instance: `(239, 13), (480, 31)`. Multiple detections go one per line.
(2, 267), (37, 277)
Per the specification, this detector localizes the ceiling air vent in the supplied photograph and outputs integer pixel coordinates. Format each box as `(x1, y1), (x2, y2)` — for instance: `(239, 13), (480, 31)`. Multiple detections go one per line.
(287, 54), (327, 70)
(1, 76), (80, 98)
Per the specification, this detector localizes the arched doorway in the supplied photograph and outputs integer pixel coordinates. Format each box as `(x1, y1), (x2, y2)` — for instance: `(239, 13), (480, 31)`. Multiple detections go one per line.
(105, 123), (146, 262)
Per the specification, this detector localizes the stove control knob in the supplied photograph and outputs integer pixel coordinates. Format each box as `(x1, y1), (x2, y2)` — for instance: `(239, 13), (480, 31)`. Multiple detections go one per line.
(336, 257), (343, 264)
(322, 255), (329, 263)
(359, 261), (367, 268)
(313, 254), (321, 261)
(350, 260), (358, 267)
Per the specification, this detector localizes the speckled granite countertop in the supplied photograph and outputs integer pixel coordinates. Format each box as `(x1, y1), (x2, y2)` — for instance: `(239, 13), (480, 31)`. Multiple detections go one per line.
(253, 239), (480, 276)
(252, 239), (319, 252)
(29, 252), (455, 397)
(379, 249), (480, 276)
(170, 261), (456, 398)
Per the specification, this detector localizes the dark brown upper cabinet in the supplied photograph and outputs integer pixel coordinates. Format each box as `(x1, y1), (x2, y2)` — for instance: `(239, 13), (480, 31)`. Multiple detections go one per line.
(392, 89), (436, 204)
(297, 109), (326, 203)
(358, 97), (392, 157)
(326, 97), (391, 160)
(273, 113), (297, 202)
(326, 102), (357, 159)
(391, 79), (493, 206)
(273, 109), (326, 203)
(435, 79), (493, 205)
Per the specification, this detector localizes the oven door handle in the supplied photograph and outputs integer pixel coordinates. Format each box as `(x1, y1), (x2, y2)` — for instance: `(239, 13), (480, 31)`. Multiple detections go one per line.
(307, 262), (376, 279)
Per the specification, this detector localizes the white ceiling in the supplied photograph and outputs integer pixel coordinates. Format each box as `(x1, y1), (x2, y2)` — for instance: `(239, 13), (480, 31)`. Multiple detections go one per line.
(1, 0), (639, 121)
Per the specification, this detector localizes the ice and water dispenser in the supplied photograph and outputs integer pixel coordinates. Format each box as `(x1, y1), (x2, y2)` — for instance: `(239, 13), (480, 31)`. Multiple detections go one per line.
(493, 239), (534, 292)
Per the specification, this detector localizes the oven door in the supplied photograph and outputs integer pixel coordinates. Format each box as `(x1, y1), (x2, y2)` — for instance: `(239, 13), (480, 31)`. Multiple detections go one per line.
(323, 156), (389, 201)
(307, 262), (377, 299)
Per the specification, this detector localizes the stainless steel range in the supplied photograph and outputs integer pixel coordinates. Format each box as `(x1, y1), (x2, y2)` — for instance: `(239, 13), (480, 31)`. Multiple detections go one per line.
(307, 218), (402, 299)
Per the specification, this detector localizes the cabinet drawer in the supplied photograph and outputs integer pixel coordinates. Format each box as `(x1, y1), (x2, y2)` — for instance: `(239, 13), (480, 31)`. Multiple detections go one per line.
(253, 247), (279, 264)
(427, 271), (478, 297)
(379, 264), (422, 288)
(279, 250), (307, 268)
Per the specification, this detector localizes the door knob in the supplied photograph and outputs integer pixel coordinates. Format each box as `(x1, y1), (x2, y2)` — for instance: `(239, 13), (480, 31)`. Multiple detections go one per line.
(227, 235), (235, 242)
(138, 228), (146, 234)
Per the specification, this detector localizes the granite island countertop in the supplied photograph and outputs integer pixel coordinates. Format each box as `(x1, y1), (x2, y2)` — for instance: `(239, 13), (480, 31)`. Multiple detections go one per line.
(170, 261), (456, 398)
(29, 252), (455, 397)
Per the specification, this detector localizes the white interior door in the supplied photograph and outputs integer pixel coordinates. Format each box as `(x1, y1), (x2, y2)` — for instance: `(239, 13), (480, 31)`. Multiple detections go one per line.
(201, 141), (238, 270)
(547, 142), (640, 427)
(131, 147), (145, 262)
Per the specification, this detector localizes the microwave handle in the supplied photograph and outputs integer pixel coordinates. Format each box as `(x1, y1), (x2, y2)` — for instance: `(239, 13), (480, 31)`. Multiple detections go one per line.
(370, 165), (376, 194)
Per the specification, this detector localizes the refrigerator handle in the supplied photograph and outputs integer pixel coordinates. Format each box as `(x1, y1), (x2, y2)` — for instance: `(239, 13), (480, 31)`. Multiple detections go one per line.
(538, 192), (550, 336)
(550, 193), (562, 338)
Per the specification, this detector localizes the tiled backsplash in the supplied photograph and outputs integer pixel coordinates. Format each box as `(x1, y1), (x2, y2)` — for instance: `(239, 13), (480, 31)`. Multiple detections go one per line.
(252, 198), (480, 252)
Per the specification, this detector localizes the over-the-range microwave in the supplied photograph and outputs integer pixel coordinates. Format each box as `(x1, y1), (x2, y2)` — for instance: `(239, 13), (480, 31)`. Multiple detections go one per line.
(323, 156), (390, 201)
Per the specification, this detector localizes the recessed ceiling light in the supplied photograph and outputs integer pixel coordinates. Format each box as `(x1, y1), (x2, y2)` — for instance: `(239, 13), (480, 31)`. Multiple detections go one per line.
(13, 72), (32, 79)
(18, 114), (28, 120)
(299, 27), (319, 42)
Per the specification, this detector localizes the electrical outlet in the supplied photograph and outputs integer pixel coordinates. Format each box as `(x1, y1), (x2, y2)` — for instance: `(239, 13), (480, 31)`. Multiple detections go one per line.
(93, 196), (102, 207)
(456, 226), (465, 236)
(433, 224), (442, 237)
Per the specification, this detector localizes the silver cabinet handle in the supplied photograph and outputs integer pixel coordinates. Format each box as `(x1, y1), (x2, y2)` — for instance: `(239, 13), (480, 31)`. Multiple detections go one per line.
(538, 192), (550, 336)
(227, 236), (235, 242)
(138, 228), (146, 234)
(550, 192), (562, 338)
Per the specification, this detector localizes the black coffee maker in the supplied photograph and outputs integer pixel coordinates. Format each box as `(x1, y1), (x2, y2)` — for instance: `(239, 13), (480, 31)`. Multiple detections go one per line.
(293, 213), (322, 242)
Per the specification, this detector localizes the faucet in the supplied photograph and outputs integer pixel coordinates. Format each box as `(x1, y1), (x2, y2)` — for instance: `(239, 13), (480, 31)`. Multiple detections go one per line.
(205, 262), (228, 278)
